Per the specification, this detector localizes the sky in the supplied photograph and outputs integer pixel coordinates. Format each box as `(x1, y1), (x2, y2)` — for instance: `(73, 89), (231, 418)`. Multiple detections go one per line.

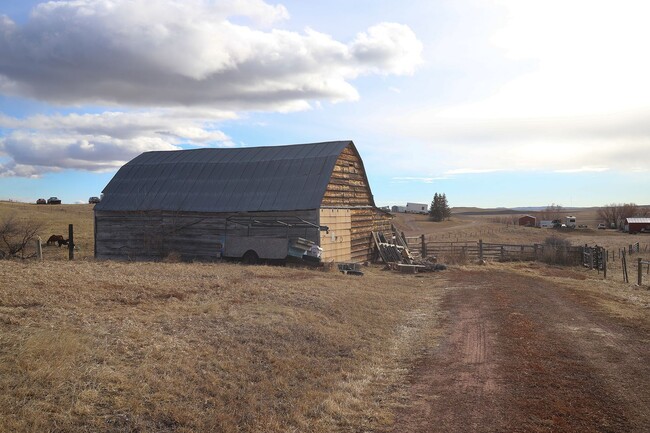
(0, 0), (648, 208)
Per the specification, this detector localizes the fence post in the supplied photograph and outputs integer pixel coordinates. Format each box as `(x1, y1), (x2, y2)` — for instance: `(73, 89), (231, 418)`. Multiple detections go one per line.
(500, 246), (504, 261)
(479, 239), (483, 260)
(421, 234), (427, 258)
(68, 224), (74, 261)
(639, 258), (643, 286)
(622, 250), (628, 283)
(603, 250), (607, 279)
(35, 236), (42, 261)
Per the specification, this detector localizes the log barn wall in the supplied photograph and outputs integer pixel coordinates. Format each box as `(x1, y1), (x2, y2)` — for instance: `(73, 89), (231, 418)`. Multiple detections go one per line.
(320, 144), (392, 263)
(96, 210), (319, 261)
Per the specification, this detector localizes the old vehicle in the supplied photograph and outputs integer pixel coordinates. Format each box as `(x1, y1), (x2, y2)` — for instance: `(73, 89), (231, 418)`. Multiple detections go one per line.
(88, 196), (101, 204)
(222, 216), (325, 265)
(597, 223), (607, 230)
(47, 197), (61, 204)
(36, 198), (46, 204)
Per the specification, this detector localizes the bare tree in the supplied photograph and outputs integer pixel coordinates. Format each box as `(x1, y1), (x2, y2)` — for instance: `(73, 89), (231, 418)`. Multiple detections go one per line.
(0, 214), (42, 259)
(538, 203), (564, 221)
(597, 203), (647, 229)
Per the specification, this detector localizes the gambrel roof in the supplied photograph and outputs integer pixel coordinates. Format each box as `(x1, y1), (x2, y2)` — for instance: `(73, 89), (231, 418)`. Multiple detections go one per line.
(96, 140), (374, 212)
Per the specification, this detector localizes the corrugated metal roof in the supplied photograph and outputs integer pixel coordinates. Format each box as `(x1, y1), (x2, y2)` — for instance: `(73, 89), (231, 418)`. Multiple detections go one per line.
(626, 218), (650, 224)
(96, 141), (367, 212)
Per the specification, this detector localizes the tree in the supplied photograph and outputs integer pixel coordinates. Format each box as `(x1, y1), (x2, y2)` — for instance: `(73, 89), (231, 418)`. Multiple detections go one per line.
(539, 203), (564, 221)
(0, 214), (42, 259)
(597, 203), (648, 229)
(429, 192), (451, 222)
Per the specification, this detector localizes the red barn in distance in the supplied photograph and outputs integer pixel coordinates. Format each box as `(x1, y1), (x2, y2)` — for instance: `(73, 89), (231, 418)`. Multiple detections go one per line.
(625, 217), (650, 234)
(518, 215), (536, 227)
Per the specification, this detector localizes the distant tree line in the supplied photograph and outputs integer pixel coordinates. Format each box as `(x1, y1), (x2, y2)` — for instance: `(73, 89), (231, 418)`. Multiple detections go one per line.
(429, 193), (451, 222)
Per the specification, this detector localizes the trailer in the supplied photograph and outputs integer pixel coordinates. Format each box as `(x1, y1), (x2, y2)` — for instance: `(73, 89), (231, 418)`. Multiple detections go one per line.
(565, 216), (577, 228)
(222, 216), (325, 265)
(406, 202), (428, 214)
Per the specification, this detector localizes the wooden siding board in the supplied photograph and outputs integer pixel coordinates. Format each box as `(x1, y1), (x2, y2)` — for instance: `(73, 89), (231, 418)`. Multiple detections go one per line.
(96, 209), (319, 260)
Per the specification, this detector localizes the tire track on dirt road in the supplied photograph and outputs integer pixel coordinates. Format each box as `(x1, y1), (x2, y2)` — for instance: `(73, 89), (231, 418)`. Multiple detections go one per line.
(386, 269), (650, 433)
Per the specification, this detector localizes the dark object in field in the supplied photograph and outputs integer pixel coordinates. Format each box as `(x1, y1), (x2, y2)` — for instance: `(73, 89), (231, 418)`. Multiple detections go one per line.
(36, 198), (46, 204)
(46, 235), (68, 247)
(338, 263), (364, 276)
(47, 197), (62, 204)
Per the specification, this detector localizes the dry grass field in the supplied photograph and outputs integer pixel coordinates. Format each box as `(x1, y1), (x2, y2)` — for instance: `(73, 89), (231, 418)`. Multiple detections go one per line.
(1, 202), (649, 432)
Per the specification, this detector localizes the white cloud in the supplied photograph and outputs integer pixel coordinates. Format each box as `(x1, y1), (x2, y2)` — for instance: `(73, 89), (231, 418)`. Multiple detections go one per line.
(391, 176), (449, 184)
(0, 0), (422, 110)
(554, 167), (609, 174)
(378, 0), (650, 175)
(0, 110), (234, 176)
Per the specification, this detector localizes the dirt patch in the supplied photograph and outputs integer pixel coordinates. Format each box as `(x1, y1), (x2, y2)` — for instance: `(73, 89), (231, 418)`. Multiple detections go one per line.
(388, 268), (650, 433)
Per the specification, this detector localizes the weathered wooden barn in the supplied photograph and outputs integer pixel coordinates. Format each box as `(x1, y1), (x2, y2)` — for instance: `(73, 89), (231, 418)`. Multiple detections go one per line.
(94, 141), (392, 263)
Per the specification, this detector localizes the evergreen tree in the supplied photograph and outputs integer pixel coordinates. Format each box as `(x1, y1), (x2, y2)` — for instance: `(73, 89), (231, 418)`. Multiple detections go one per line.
(429, 192), (451, 222)
(441, 193), (451, 220)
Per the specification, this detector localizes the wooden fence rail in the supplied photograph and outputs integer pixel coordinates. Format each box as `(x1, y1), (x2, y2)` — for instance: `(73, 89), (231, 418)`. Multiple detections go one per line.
(404, 238), (583, 265)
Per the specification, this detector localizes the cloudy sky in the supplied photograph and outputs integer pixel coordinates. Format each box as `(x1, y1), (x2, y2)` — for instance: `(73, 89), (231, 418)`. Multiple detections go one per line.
(0, 0), (648, 207)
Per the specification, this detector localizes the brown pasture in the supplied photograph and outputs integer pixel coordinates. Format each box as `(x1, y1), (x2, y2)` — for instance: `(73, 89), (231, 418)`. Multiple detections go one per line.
(1, 202), (650, 432)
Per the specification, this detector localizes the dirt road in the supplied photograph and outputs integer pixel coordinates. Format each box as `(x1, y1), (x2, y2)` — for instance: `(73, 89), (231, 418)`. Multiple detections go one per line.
(390, 268), (650, 433)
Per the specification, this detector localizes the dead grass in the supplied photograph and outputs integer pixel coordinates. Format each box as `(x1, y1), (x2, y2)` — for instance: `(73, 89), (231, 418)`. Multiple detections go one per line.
(0, 260), (446, 432)
(2, 201), (648, 432)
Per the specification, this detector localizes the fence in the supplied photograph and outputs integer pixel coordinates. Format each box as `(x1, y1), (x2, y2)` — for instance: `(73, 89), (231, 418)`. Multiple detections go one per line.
(403, 233), (649, 286)
(404, 237), (583, 265)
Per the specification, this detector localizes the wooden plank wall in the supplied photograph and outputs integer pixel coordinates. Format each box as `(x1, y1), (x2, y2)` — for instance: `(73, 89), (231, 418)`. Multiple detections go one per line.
(321, 145), (373, 207)
(319, 143), (393, 263)
(95, 210), (319, 261)
(319, 208), (352, 262)
(350, 208), (393, 263)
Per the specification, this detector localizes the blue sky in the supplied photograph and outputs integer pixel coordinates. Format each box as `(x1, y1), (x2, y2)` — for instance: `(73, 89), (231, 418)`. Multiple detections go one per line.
(0, 0), (648, 208)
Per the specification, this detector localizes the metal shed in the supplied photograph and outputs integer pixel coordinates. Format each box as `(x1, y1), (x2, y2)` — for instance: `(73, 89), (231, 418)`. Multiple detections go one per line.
(94, 141), (392, 262)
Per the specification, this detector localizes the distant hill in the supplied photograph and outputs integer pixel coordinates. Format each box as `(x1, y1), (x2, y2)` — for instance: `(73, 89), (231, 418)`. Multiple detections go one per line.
(452, 207), (520, 215)
(452, 206), (605, 216)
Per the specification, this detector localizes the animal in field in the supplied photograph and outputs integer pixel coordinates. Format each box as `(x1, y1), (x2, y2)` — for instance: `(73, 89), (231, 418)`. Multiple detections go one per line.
(46, 235), (68, 247)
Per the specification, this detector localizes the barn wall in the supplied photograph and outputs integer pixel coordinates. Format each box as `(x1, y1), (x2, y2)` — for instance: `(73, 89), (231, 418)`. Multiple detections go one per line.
(318, 144), (393, 263)
(321, 145), (373, 207)
(349, 208), (393, 263)
(95, 209), (319, 261)
(319, 208), (352, 262)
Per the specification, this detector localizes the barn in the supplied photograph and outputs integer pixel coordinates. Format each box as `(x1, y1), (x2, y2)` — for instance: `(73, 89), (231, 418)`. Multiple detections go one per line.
(518, 215), (536, 227)
(624, 217), (650, 234)
(94, 140), (392, 263)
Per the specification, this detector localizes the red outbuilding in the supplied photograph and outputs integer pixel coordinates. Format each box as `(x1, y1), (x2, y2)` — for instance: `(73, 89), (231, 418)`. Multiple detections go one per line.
(518, 215), (536, 227)
(625, 217), (650, 234)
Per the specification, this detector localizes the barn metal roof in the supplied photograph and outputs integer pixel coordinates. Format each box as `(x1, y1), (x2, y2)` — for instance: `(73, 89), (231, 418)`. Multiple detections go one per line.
(626, 218), (650, 224)
(96, 141), (369, 212)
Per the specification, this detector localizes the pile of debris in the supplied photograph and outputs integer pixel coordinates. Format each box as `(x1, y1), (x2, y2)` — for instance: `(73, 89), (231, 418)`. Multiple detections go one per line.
(372, 231), (446, 273)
